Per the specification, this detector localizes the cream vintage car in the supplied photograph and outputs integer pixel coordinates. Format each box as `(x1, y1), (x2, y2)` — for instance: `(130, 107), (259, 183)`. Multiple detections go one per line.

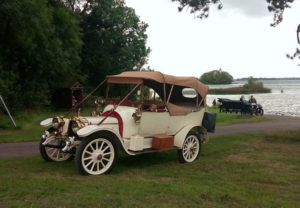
(39, 71), (215, 175)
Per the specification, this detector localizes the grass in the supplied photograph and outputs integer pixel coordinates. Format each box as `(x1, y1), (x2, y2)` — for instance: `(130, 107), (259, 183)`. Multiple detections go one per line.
(0, 129), (299, 208)
(264, 129), (300, 143)
(0, 106), (274, 143)
(208, 106), (272, 126)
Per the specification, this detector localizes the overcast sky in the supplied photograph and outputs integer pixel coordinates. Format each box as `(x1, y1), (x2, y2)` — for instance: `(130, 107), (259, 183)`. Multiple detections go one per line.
(125, 0), (300, 79)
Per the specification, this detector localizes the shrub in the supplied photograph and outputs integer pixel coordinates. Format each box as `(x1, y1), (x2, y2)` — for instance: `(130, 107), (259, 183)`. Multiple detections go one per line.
(199, 69), (233, 84)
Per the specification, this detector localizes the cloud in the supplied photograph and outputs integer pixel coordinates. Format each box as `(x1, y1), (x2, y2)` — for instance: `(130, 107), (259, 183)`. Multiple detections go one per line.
(221, 0), (270, 17)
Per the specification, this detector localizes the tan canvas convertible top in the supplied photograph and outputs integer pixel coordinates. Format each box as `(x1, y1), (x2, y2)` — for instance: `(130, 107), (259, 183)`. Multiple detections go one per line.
(106, 71), (209, 116)
(107, 71), (209, 99)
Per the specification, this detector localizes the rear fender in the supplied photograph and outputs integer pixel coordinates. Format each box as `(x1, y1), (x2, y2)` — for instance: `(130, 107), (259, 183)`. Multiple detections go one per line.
(174, 124), (208, 148)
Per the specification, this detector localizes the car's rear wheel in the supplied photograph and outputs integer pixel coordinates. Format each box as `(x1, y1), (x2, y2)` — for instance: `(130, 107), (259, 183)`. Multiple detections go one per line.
(178, 132), (201, 163)
(40, 137), (72, 162)
(75, 135), (118, 175)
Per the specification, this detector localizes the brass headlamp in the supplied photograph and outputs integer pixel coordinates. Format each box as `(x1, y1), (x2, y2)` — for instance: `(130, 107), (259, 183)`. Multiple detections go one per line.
(52, 116), (65, 129)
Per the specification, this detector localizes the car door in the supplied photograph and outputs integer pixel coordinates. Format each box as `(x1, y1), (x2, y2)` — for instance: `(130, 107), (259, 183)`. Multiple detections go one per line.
(138, 112), (170, 137)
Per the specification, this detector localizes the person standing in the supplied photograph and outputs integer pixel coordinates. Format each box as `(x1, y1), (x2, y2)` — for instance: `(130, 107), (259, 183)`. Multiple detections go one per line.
(248, 95), (257, 104)
(240, 95), (245, 102)
(212, 99), (216, 106)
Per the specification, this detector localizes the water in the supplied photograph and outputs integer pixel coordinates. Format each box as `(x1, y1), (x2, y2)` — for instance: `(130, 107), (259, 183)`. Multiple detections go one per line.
(207, 79), (300, 117)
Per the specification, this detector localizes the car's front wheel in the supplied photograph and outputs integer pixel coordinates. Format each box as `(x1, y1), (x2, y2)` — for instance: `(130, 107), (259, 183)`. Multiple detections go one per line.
(75, 135), (118, 175)
(39, 137), (73, 162)
(177, 132), (201, 163)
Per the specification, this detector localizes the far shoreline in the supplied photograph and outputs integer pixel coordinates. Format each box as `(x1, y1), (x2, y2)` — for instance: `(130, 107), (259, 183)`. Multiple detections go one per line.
(208, 87), (271, 95)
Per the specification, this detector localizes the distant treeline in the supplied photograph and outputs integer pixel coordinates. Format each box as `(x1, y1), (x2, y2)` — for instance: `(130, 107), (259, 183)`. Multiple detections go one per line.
(0, 0), (150, 111)
(235, 77), (300, 81)
(209, 88), (271, 95)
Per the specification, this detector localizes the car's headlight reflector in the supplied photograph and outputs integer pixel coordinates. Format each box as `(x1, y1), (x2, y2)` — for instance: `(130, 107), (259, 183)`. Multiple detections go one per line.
(52, 117), (64, 129)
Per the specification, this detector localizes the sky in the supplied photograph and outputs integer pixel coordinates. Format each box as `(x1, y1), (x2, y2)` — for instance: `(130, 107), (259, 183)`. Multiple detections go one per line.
(125, 0), (300, 79)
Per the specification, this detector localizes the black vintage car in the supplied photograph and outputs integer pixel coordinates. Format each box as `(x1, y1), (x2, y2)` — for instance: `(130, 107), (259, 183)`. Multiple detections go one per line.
(218, 98), (264, 116)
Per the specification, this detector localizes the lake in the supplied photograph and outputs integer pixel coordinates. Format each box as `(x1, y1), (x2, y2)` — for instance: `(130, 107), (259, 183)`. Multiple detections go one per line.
(207, 79), (300, 117)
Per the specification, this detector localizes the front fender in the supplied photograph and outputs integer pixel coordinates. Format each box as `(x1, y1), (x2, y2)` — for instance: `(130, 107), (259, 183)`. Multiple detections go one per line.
(40, 118), (52, 127)
(174, 124), (201, 148)
(77, 125), (121, 138)
(76, 125), (136, 156)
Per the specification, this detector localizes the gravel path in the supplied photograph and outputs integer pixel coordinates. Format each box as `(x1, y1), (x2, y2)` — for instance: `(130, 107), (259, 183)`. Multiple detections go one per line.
(1, 119), (300, 158)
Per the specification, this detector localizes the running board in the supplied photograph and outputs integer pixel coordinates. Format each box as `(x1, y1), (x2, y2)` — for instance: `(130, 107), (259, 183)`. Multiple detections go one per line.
(128, 146), (180, 155)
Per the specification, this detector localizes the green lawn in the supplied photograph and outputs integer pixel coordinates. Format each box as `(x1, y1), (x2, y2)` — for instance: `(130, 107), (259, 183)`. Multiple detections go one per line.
(208, 106), (273, 126)
(0, 106), (273, 143)
(0, 130), (299, 208)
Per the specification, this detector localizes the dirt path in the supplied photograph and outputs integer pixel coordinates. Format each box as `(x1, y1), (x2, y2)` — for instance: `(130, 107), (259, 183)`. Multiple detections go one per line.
(1, 119), (300, 158)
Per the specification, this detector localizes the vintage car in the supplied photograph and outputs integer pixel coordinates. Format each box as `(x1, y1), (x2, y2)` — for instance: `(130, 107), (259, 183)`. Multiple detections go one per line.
(40, 71), (215, 175)
(218, 98), (264, 116)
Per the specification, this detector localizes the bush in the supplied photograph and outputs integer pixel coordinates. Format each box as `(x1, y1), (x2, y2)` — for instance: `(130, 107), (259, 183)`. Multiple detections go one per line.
(199, 69), (233, 84)
(243, 77), (264, 89)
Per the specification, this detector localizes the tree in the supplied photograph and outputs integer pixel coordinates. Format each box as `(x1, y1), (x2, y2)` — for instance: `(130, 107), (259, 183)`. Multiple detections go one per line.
(171, 0), (222, 19)
(61, 0), (295, 26)
(243, 77), (264, 89)
(0, 0), (151, 110)
(267, 0), (295, 27)
(199, 69), (233, 84)
(0, 0), (82, 110)
(80, 0), (150, 90)
(171, 0), (294, 26)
